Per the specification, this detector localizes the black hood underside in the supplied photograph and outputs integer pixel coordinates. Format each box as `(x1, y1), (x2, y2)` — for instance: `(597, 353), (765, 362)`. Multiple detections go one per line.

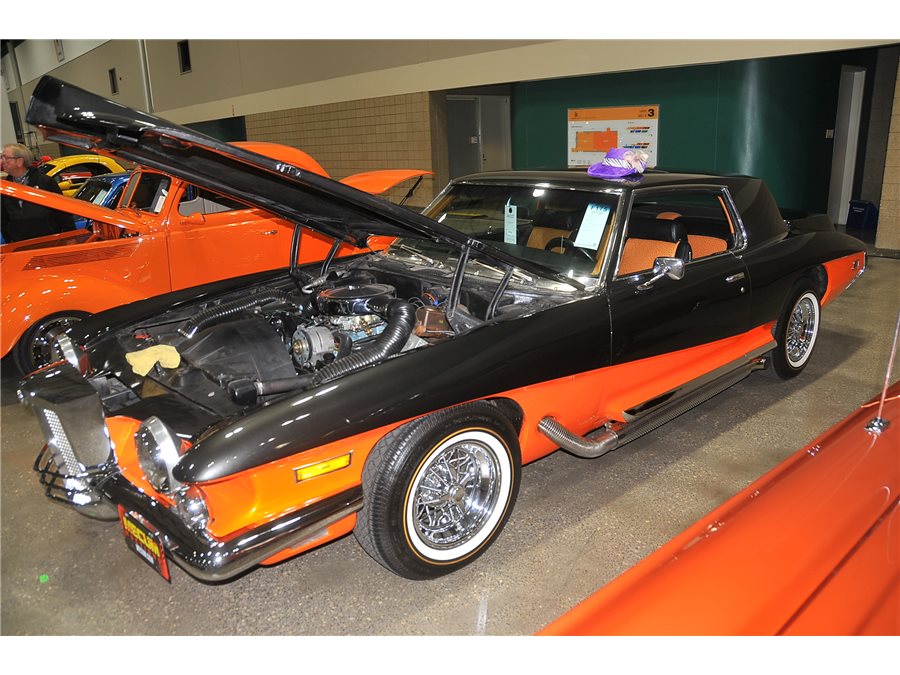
(25, 76), (578, 288)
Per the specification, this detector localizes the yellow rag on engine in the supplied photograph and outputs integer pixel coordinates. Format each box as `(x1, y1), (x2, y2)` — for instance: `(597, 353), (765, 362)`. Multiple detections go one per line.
(125, 345), (181, 376)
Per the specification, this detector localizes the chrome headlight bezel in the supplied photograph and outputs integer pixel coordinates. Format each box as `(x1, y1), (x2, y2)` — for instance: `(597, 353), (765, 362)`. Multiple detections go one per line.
(135, 416), (182, 494)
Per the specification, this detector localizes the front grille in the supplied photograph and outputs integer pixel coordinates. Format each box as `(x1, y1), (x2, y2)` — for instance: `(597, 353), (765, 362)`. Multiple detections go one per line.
(22, 363), (118, 518)
(41, 408), (82, 476)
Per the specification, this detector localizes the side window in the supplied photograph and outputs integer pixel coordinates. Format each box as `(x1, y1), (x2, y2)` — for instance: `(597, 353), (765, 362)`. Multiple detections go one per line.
(616, 189), (736, 276)
(122, 172), (171, 213)
(178, 185), (248, 217)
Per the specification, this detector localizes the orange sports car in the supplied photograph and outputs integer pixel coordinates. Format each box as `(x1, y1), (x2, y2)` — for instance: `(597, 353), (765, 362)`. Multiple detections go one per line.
(1, 142), (429, 373)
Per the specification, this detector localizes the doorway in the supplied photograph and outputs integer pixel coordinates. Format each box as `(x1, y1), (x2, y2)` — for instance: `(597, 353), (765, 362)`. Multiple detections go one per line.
(827, 65), (866, 226)
(447, 95), (511, 179)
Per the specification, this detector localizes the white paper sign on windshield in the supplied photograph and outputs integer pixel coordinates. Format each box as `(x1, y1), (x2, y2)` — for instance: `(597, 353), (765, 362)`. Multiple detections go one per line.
(573, 203), (611, 250)
(504, 203), (518, 244)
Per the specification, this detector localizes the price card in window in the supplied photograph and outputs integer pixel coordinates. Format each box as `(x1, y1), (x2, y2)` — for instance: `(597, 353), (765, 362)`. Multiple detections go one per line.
(573, 203), (611, 250)
(504, 203), (518, 244)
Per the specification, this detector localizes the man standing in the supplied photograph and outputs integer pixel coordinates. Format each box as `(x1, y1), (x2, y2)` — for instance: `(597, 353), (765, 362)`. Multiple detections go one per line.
(1, 143), (75, 243)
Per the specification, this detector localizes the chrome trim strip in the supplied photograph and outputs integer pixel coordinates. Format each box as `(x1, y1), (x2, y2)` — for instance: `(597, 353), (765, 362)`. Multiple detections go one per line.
(623, 341), (775, 421)
(541, 345), (772, 459)
(104, 475), (363, 582)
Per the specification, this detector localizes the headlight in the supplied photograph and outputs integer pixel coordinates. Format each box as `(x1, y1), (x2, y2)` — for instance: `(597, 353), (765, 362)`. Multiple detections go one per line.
(135, 416), (182, 493)
(51, 333), (90, 374)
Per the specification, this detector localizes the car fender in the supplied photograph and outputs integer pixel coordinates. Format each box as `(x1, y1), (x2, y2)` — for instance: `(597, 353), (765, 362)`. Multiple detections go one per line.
(1, 274), (152, 357)
(173, 295), (612, 483)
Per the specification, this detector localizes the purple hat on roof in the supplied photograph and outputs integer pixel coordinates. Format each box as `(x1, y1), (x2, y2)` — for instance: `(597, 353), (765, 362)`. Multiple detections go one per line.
(587, 148), (650, 178)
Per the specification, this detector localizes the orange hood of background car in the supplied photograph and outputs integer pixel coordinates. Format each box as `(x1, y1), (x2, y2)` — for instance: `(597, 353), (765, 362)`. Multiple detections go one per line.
(0, 179), (147, 243)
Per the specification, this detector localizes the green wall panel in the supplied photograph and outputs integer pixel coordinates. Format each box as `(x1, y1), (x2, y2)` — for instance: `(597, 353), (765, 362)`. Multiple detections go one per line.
(512, 48), (879, 213)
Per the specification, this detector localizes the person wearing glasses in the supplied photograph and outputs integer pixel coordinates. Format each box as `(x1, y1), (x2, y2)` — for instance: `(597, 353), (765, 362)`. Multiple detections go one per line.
(1, 143), (75, 243)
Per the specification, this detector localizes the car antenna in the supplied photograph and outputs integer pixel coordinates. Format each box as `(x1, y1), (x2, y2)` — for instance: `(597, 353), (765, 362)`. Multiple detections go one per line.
(865, 308), (900, 434)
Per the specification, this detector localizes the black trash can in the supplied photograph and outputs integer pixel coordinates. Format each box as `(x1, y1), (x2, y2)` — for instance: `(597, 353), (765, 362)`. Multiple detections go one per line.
(847, 200), (878, 229)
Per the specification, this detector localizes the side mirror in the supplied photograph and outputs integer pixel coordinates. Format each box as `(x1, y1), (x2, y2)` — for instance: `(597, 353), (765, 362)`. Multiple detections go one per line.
(57, 180), (74, 192)
(637, 257), (685, 291)
(184, 211), (206, 225)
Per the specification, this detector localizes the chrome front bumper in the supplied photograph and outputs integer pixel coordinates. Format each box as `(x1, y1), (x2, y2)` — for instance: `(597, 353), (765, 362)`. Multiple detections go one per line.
(104, 476), (362, 582)
(24, 363), (363, 582)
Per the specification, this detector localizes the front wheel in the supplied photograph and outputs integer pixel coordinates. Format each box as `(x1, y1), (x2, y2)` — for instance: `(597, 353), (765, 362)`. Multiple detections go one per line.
(13, 311), (90, 374)
(354, 401), (521, 579)
(771, 281), (821, 379)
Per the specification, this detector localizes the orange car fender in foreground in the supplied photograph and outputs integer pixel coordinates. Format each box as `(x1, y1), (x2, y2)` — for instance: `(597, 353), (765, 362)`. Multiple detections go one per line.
(538, 384), (900, 636)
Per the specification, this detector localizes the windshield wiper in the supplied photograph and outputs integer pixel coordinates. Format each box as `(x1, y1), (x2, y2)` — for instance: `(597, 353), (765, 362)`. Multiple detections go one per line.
(469, 258), (533, 284)
(394, 244), (447, 270)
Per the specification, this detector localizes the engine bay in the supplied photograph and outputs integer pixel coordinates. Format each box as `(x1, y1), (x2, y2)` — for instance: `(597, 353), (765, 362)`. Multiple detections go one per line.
(90, 248), (577, 417)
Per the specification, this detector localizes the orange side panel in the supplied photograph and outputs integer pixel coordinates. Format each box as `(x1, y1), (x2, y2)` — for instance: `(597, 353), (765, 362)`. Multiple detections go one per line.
(821, 251), (866, 307)
(259, 514), (358, 565)
(500, 324), (776, 464)
(538, 387), (900, 636)
(781, 500), (900, 635)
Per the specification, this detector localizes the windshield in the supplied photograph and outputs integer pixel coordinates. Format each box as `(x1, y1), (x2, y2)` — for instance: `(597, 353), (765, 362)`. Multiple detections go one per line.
(74, 179), (113, 206)
(410, 182), (620, 280)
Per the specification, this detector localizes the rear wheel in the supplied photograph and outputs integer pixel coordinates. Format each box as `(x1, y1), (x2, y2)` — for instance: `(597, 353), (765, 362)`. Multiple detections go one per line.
(771, 281), (821, 379)
(13, 311), (89, 374)
(354, 401), (521, 579)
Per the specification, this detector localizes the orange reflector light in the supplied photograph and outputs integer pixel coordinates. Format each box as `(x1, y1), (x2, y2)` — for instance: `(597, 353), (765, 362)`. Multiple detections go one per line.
(294, 453), (352, 482)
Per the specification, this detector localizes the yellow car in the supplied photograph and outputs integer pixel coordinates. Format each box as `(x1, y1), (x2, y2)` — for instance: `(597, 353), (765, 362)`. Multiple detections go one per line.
(39, 154), (126, 196)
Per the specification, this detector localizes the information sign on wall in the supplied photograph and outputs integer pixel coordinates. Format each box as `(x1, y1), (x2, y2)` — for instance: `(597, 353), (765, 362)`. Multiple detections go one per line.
(567, 104), (659, 168)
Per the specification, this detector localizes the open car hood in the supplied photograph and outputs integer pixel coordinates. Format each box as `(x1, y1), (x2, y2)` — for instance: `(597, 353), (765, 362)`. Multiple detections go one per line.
(0, 179), (147, 237)
(232, 142), (431, 196)
(26, 76), (579, 288)
(340, 169), (432, 195)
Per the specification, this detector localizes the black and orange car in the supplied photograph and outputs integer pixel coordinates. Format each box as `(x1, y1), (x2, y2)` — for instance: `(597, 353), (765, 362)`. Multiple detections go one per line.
(21, 76), (866, 582)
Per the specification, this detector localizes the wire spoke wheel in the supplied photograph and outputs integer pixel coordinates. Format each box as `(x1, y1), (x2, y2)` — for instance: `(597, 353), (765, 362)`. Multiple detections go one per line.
(354, 401), (521, 579)
(772, 282), (820, 379)
(785, 295), (818, 367)
(409, 437), (503, 552)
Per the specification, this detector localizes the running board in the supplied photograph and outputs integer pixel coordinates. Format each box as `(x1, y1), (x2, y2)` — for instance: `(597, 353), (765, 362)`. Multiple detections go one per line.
(538, 356), (768, 459)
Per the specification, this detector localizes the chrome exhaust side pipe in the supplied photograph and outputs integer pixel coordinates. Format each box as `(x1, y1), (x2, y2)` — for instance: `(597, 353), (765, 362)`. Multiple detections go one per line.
(538, 416), (619, 459)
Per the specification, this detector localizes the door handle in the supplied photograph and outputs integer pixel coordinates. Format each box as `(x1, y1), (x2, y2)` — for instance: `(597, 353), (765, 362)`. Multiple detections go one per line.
(726, 272), (745, 283)
(259, 230), (278, 236)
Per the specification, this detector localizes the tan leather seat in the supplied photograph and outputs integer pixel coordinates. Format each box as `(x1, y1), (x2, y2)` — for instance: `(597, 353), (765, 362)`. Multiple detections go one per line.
(617, 218), (691, 276)
(527, 227), (570, 251)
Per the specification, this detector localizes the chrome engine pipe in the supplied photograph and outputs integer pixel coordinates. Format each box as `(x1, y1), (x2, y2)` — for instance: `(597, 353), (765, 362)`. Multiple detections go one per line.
(538, 416), (619, 459)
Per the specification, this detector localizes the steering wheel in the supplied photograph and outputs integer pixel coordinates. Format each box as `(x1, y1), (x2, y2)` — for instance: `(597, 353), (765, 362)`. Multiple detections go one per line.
(544, 237), (595, 262)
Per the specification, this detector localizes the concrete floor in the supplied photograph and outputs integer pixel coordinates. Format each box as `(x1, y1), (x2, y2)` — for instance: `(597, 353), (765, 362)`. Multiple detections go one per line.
(1, 257), (898, 636)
